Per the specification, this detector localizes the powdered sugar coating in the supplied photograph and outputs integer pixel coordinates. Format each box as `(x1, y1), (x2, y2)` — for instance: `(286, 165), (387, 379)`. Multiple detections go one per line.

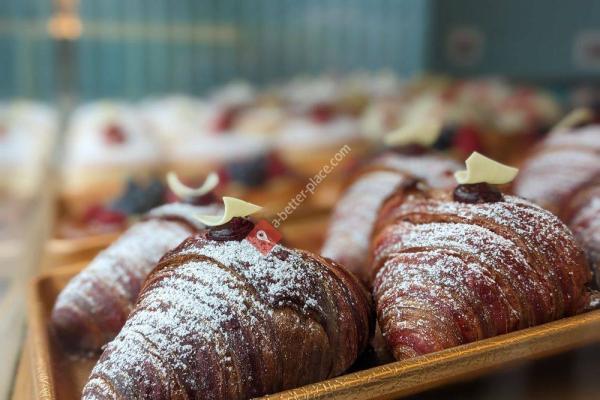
(514, 149), (599, 210)
(51, 203), (219, 352)
(371, 152), (461, 189)
(544, 125), (600, 150)
(373, 193), (591, 361)
(568, 188), (600, 287)
(321, 171), (411, 282)
(321, 152), (459, 284)
(83, 236), (372, 399)
(513, 124), (599, 288)
(513, 125), (600, 211)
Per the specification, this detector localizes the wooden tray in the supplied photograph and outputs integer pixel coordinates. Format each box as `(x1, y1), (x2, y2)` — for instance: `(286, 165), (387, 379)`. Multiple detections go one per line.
(29, 263), (600, 400)
(44, 233), (120, 270)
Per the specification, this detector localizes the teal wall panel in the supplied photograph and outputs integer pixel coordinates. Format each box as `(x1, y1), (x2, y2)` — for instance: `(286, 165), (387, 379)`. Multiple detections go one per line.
(430, 0), (600, 82)
(0, 0), (54, 99)
(0, 0), (431, 99)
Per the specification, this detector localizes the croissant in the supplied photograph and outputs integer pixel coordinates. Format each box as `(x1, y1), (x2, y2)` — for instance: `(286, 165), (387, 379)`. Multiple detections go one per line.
(321, 151), (460, 283)
(82, 227), (373, 399)
(560, 183), (600, 287)
(513, 124), (600, 285)
(51, 203), (220, 353)
(371, 185), (592, 361)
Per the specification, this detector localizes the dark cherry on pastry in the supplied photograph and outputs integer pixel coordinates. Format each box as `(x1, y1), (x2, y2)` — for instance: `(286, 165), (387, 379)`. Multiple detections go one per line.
(206, 217), (254, 241)
(321, 151), (460, 284)
(82, 231), (373, 399)
(453, 182), (503, 204)
(51, 203), (221, 353)
(513, 124), (600, 287)
(371, 186), (592, 361)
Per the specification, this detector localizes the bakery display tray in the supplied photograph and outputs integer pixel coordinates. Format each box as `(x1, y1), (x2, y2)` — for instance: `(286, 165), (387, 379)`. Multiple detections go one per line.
(28, 263), (600, 400)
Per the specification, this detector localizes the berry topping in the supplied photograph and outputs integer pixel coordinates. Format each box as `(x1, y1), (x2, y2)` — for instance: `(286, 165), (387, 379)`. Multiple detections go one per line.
(212, 107), (239, 132)
(226, 156), (268, 187)
(453, 183), (504, 204)
(206, 217), (255, 241)
(83, 205), (127, 226)
(452, 125), (482, 156)
(310, 104), (335, 124)
(104, 124), (126, 145)
(265, 152), (288, 178)
(109, 178), (165, 215)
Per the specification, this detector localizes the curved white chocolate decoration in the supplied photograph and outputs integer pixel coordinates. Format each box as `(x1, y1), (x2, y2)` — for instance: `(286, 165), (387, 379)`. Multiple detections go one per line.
(455, 152), (519, 185)
(551, 108), (593, 133)
(167, 171), (219, 199)
(383, 119), (442, 147)
(195, 196), (262, 226)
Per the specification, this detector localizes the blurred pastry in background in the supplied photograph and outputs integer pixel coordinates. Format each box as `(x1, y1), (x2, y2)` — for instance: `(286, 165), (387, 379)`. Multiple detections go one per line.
(60, 101), (161, 216)
(55, 177), (167, 239)
(0, 100), (58, 198)
(276, 116), (366, 176)
(359, 76), (562, 162)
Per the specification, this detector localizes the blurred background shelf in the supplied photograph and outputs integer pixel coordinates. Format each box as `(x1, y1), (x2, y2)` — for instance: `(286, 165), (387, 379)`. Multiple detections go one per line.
(2, 0), (600, 101)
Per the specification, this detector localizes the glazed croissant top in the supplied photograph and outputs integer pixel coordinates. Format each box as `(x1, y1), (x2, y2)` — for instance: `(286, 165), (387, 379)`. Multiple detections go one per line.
(83, 232), (373, 399)
(51, 203), (220, 353)
(371, 187), (592, 360)
(321, 151), (460, 283)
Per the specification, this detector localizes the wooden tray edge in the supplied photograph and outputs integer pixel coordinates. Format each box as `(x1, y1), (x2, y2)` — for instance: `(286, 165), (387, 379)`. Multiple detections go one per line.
(29, 265), (600, 400)
(45, 233), (119, 256)
(28, 265), (86, 400)
(265, 310), (600, 400)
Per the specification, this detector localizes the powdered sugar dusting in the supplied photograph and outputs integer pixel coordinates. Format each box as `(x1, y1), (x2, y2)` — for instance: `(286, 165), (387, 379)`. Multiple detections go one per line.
(322, 152), (459, 282)
(514, 125), (599, 290)
(178, 239), (327, 314)
(569, 191), (600, 286)
(373, 193), (591, 360)
(545, 125), (600, 150)
(322, 171), (409, 281)
(514, 149), (600, 209)
(83, 236), (371, 399)
(372, 153), (460, 189)
(52, 203), (218, 352)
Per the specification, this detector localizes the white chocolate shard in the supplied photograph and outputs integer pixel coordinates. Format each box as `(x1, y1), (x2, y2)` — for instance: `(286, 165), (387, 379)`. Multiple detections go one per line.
(383, 119), (442, 147)
(551, 108), (592, 133)
(455, 152), (519, 185)
(195, 196), (262, 226)
(167, 171), (219, 199)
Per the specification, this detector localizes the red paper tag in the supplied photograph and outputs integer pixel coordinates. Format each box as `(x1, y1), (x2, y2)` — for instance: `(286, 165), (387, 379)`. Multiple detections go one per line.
(246, 219), (282, 255)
